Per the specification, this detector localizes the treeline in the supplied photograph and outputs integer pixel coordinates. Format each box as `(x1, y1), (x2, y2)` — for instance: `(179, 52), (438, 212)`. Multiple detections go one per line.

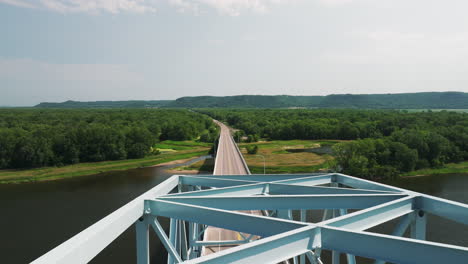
(0, 109), (215, 169)
(201, 109), (468, 179)
(166, 92), (468, 109)
(36, 100), (172, 108)
(34, 92), (468, 109)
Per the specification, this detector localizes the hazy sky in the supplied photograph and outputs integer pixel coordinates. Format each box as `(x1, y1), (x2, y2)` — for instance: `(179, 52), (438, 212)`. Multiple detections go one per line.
(1, 0), (468, 106)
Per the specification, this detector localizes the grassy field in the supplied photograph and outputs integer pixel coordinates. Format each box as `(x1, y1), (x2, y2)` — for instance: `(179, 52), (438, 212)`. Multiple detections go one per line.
(401, 161), (468, 177)
(174, 158), (215, 173)
(0, 141), (210, 184)
(173, 140), (339, 174)
(155, 140), (212, 151)
(240, 140), (337, 174)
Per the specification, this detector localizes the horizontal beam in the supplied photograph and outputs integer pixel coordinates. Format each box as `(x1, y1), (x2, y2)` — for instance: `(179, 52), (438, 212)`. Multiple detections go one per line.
(417, 195), (468, 225)
(32, 176), (180, 264)
(195, 174), (326, 182)
(163, 183), (266, 197)
(186, 226), (318, 264)
(273, 174), (332, 186)
(193, 240), (249, 246)
(335, 174), (405, 192)
(147, 199), (308, 237)
(324, 196), (414, 231)
(180, 176), (257, 188)
(158, 194), (407, 210)
(268, 183), (397, 195)
(322, 227), (468, 264)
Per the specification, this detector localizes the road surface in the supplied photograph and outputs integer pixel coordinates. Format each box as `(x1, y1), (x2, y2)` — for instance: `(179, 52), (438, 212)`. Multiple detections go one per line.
(213, 120), (250, 175)
(202, 120), (259, 256)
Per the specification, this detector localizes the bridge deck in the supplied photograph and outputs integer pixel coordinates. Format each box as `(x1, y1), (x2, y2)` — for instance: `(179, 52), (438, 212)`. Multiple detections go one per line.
(202, 120), (256, 255)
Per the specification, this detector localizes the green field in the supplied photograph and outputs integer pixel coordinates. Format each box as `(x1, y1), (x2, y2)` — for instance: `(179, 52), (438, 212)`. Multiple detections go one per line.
(173, 140), (338, 174)
(155, 140), (212, 151)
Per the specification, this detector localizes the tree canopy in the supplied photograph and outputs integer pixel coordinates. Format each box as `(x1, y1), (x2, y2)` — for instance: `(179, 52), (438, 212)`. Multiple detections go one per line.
(200, 108), (468, 179)
(0, 109), (215, 169)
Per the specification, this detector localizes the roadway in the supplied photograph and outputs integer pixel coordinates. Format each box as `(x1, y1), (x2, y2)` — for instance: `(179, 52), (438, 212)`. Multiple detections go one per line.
(213, 120), (250, 175)
(202, 120), (259, 256)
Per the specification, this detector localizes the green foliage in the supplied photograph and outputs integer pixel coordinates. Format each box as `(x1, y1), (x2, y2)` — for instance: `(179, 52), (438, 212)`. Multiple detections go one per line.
(35, 100), (171, 108)
(199, 126), (220, 143)
(201, 108), (468, 179)
(166, 92), (468, 109)
(332, 139), (417, 179)
(0, 109), (214, 169)
(246, 134), (259, 143)
(246, 145), (259, 154)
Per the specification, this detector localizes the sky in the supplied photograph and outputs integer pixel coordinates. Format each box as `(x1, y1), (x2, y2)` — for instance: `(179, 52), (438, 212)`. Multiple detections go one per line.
(1, 0), (468, 106)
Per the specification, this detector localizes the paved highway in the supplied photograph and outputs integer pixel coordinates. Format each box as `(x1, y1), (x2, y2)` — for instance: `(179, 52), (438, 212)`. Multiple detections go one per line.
(213, 120), (250, 175)
(202, 120), (258, 256)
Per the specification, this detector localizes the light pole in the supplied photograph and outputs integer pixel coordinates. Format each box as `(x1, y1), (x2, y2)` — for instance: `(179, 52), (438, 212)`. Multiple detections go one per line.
(256, 154), (266, 175)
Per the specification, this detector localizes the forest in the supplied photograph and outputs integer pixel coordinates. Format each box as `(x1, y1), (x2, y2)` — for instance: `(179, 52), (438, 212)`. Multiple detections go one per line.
(166, 92), (468, 109)
(34, 92), (468, 109)
(0, 109), (217, 169)
(200, 109), (468, 179)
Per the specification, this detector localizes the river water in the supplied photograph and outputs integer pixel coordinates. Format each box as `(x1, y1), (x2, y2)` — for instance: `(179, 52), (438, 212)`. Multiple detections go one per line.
(0, 164), (466, 263)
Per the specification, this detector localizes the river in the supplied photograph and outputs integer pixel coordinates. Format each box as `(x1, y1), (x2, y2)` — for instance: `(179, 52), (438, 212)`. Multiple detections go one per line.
(0, 165), (466, 263)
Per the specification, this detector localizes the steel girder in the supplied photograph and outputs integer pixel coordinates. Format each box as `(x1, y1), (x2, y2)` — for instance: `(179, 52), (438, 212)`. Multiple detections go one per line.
(32, 173), (468, 264)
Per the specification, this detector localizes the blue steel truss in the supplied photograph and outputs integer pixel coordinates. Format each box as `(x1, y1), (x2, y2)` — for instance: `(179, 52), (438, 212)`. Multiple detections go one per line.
(33, 173), (468, 264)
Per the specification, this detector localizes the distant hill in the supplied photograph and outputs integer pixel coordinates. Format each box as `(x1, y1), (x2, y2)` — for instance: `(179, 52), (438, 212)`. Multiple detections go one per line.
(165, 92), (468, 109)
(35, 92), (468, 109)
(35, 100), (172, 108)
(165, 95), (323, 108)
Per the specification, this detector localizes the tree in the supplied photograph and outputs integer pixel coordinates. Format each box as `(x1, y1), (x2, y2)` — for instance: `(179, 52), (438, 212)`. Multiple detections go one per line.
(246, 145), (259, 154)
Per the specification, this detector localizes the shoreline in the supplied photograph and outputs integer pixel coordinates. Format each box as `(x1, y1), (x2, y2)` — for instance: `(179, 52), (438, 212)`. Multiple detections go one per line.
(401, 172), (468, 178)
(0, 150), (209, 184)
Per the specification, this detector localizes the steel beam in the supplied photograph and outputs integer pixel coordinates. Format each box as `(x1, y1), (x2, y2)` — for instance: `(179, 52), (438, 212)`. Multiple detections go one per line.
(322, 227), (468, 264)
(163, 183), (266, 197)
(273, 174), (332, 186)
(410, 210), (427, 240)
(324, 196), (414, 231)
(268, 183), (395, 195)
(150, 218), (183, 263)
(374, 213), (412, 264)
(179, 176), (257, 188)
(31, 176), (179, 264)
(136, 217), (150, 264)
(168, 218), (178, 264)
(417, 195), (468, 225)
(158, 194), (407, 211)
(335, 174), (405, 192)
(147, 199), (308, 237)
(194, 174), (326, 182)
(185, 226), (319, 264)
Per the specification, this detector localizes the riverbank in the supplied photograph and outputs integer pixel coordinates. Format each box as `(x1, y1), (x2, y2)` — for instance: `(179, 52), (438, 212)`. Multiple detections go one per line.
(0, 141), (211, 184)
(401, 161), (468, 177)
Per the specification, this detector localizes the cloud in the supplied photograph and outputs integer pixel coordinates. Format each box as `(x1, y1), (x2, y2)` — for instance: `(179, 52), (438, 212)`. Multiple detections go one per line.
(0, 0), (300, 15)
(0, 0), (157, 14)
(170, 0), (301, 16)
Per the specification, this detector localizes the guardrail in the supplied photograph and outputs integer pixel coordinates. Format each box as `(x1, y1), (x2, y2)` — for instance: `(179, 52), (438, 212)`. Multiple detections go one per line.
(229, 133), (251, 175)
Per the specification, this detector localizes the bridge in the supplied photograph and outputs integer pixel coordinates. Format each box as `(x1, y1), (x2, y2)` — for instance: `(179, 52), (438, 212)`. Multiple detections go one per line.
(33, 121), (468, 264)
